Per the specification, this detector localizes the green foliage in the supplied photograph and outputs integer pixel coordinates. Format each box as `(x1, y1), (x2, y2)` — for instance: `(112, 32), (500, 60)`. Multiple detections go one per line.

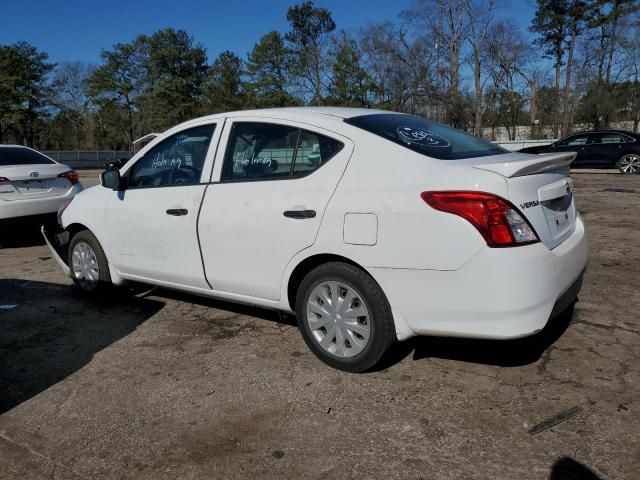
(327, 33), (372, 107)
(143, 29), (208, 130)
(246, 31), (299, 107)
(0, 41), (53, 145)
(285, 1), (336, 104)
(203, 51), (246, 113)
(2, 1), (639, 149)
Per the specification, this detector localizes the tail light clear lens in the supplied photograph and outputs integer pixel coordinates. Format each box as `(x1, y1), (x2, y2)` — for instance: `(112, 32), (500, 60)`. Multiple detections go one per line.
(421, 191), (539, 247)
(58, 170), (79, 185)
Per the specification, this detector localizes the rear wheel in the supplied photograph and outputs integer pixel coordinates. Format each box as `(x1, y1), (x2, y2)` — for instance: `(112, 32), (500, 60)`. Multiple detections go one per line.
(617, 154), (640, 174)
(68, 230), (111, 293)
(295, 262), (395, 372)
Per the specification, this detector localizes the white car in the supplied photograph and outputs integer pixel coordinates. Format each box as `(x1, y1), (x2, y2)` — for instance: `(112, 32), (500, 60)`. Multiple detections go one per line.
(0, 145), (82, 225)
(43, 108), (588, 372)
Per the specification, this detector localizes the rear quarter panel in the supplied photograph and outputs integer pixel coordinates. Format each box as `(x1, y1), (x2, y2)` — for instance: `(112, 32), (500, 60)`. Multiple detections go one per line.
(309, 128), (509, 271)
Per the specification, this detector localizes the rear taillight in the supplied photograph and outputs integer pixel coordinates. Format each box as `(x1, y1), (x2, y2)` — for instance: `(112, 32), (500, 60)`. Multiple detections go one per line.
(57, 200), (72, 225)
(421, 191), (539, 247)
(58, 170), (79, 185)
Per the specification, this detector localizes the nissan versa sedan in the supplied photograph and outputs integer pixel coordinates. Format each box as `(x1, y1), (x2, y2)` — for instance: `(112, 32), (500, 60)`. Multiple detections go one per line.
(0, 145), (82, 225)
(43, 108), (588, 372)
(519, 129), (640, 174)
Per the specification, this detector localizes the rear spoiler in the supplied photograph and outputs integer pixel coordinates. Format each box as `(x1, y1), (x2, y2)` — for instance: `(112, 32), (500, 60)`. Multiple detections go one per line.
(473, 152), (576, 178)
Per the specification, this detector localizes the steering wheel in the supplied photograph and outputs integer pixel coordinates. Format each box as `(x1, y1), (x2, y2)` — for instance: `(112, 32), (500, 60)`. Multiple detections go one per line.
(137, 175), (155, 187)
(171, 165), (200, 184)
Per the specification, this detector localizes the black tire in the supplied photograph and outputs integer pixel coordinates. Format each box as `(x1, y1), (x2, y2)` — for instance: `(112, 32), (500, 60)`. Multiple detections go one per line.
(295, 262), (395, 372)
(68, 230), (112, 294)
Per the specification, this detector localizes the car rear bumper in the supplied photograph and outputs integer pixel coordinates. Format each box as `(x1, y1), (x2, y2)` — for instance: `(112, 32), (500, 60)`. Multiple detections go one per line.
(0, 185), (82, 220)
(370, 215), (588, 340)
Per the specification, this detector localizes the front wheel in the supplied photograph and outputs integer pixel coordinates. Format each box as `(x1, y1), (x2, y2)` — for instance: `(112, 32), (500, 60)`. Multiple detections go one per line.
(295, 262), (396, 372)
(617, 154), (640, 174)
(68, 230), (112, 293)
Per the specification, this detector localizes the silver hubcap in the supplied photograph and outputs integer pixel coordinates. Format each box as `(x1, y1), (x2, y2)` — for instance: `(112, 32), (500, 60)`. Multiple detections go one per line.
(620, 155), (640, 174)
(306, 281), (371, 358)
(71, 242), (99, 290)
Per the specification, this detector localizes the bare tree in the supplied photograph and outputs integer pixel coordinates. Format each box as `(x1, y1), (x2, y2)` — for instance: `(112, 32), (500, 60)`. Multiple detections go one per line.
(465, 0), (498, 136)
(486, 20), (536, 140)
(50, 62), (95, 149)
(402, 0), (469, 126)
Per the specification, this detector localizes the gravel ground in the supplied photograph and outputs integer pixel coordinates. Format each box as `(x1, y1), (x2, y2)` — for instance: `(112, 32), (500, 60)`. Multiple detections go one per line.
(0, 171), (638, 479)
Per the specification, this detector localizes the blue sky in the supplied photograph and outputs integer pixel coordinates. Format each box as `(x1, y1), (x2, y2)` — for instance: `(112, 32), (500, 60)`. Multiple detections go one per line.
(2, 0), (537, 64)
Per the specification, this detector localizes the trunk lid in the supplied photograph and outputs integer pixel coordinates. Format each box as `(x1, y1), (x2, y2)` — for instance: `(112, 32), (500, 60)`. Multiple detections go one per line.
(472, 152), (577, 249)
(0, 164), (74, 201)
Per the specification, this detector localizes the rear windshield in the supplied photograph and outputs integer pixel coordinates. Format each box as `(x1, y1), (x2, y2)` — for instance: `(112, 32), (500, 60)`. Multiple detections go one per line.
(0, 147), (55, 166)
(344, 113), (507, 160)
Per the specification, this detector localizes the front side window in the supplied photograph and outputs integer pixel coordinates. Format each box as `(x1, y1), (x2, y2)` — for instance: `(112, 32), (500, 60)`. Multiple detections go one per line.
(221, 122), (343, 181)
(129, 124), (215, 188)
(558, 134), (588, 146)
(344, 113), (506, 160)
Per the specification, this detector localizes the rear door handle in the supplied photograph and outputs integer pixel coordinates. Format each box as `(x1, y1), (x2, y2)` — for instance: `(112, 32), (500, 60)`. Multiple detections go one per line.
(283, 209), (316, 219)
(166, 208), (188, 216)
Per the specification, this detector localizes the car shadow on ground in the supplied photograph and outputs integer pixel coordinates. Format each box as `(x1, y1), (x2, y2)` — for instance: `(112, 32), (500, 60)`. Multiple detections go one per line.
(149, 286), (574, 370)
(151, 287), (298, 327)
(549, 457), (603, 480)
(0, 218), (53, 248)
(0, 279), (164, 414)
(376, 305), (575, 370)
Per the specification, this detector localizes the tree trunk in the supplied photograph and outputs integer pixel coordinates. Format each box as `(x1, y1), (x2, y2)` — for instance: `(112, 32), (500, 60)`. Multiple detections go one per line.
(554, 45), (562, 139)
(562, 26), (577, 137)
(529, 79), (538, 139)
(474, 45), (482, 136)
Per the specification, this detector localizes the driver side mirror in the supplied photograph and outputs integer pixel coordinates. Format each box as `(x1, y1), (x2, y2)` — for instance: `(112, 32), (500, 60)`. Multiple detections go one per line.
(100, 168), (122, 191)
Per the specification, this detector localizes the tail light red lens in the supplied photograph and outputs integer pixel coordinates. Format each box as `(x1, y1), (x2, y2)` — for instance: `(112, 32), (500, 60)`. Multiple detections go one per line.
(58, 170), (79, 185)
(421, 191), (539, 247)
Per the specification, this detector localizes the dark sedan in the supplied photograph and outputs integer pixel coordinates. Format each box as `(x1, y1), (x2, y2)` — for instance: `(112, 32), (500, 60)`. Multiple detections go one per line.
(519, 129), (640, 174)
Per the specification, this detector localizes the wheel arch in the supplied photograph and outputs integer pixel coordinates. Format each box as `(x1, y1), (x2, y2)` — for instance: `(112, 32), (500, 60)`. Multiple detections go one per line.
(286, 253), (368, 312)
(65, 222), (125, 285)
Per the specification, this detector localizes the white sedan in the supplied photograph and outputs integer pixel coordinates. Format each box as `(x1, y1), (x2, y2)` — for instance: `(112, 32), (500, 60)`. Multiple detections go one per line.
(0, 145), (82, 225)
(43, 108), (588, 372)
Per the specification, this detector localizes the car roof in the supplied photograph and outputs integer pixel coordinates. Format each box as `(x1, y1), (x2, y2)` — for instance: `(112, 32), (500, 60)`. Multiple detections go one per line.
(167, 106), (401, 134)
(568, 129), (638, 136)
(218, 106), (395, 120)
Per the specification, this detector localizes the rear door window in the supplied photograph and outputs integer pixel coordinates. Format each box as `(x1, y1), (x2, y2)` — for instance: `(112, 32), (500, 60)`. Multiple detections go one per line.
(344, 113), (506, 160)
(221, 122), (343, 181)
(600, 133), (624, 144)
(0, 147), (55, 166)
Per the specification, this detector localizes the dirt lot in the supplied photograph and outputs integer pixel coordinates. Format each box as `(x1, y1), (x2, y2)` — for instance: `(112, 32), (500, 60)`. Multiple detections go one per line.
(1, 171), (638, 479)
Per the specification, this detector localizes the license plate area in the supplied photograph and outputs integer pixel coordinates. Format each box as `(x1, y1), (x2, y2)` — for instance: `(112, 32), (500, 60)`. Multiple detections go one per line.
(539, 186), (576, 245)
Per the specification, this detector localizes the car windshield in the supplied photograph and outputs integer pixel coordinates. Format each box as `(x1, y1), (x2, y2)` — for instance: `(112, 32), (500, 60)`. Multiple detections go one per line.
(0, 147), (55, 166)
(344, 113), (507, 160)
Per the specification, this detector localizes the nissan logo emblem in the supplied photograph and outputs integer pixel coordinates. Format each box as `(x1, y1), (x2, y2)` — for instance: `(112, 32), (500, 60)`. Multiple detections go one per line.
(29, 171), (39, 178)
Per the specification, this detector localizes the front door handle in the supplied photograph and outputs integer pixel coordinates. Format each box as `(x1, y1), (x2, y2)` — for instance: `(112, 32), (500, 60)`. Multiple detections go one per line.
(166, 208), (188, 216)
(283, 209), (316, 219)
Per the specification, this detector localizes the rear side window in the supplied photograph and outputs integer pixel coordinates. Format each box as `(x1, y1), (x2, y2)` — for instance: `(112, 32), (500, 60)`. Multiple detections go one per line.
(221, 122), (343, 181)
(0, 147), (55, 166)
(600, 133), (624, 144)
(344, 114), (506, 160)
